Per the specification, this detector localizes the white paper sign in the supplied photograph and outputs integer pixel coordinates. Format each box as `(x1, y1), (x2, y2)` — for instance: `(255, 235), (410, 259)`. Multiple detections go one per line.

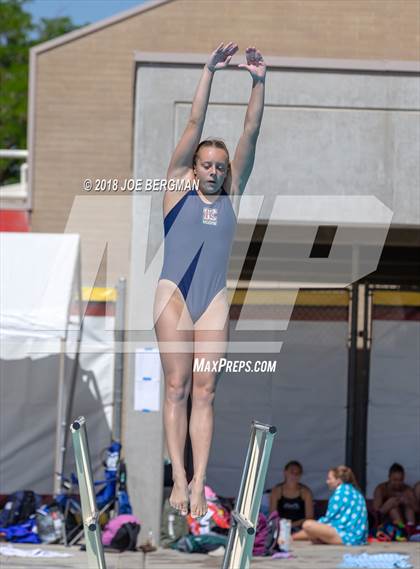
(134, 348), (161, 412)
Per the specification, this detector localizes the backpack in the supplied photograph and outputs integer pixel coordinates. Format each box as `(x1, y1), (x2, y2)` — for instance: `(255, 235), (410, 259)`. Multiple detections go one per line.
(174, 533), (227, 553)
(253, 512), (268, 556)
(101, 514), (141, 550)
(0, 491), (42, 528)
(160, 498), (189, 548)
(263, 511), (281, 556)
(109, 522), (140, 551)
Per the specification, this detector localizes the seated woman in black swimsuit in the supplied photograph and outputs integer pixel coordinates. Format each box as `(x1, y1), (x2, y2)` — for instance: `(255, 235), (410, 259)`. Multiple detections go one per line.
(269, 461), (314, 532)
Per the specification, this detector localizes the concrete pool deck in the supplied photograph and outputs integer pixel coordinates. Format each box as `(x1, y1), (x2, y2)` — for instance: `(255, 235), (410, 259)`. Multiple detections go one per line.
(0, 540), (419, 569)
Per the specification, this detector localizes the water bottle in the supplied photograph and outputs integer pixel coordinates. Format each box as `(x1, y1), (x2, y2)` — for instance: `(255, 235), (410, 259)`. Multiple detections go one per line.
(148, 528), (155, 547)
(168, 513), (175, 538)
(279, 518), (291, 552)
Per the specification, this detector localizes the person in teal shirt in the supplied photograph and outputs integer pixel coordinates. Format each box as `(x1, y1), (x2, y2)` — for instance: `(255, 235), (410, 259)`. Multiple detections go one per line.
(293, 466), (368, 545)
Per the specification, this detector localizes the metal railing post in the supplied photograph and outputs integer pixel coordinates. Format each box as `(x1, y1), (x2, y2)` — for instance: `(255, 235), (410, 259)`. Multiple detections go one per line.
(70, 416), (107, 569)
(222, 421), (277, 569)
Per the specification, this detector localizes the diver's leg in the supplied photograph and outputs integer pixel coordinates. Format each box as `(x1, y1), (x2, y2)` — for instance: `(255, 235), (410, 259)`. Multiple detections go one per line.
(189, 288), (229, 517)
(154, 280), (194, 515)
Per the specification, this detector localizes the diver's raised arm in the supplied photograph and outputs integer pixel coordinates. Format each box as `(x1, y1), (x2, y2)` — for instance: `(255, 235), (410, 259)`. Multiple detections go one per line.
(167, 42), (238, 179)
(230, 47), (266, 195)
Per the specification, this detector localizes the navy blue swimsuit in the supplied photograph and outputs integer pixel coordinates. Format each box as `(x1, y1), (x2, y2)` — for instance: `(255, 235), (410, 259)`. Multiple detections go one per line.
(159, 188), (237, 323)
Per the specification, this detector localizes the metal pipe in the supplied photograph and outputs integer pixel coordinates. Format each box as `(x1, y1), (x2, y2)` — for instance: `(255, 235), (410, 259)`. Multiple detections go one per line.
(0, 149), (28, 158)
(54, 338), (67, 496)
(112, 277), (126, 443)
(252, 420), (277, 434)
(230, 511), (255, 534)
(222, 421), (277, 569)
(70, 416), (107, 569)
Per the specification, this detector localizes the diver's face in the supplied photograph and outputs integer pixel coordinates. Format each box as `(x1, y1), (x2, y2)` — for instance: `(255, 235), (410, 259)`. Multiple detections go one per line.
(194, 147), (228, 194)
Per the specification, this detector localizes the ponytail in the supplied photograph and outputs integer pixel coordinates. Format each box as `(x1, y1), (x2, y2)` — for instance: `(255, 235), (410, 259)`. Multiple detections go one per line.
(331, 465), (360, 489)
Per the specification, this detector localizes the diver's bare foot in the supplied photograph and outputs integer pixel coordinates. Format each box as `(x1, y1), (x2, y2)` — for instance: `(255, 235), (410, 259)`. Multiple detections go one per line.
(169, 477), (189, 516)
(188, 476), (208, 518)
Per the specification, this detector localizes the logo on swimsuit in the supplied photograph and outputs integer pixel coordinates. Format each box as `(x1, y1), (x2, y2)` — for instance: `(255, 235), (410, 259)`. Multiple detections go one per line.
(202, 207), (218, 226)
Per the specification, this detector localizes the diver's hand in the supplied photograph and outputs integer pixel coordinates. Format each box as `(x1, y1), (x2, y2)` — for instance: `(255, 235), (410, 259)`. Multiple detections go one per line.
(207, 42), (238, 72)
(238, 47), (266, 81)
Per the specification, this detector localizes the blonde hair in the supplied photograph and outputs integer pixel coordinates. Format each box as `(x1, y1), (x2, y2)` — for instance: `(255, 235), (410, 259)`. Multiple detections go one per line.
(330, 465), (359, 489)
(193, 138), (230, 168)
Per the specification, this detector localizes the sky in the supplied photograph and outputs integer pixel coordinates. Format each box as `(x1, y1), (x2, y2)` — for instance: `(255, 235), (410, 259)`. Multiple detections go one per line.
(26, 0), (147, 27)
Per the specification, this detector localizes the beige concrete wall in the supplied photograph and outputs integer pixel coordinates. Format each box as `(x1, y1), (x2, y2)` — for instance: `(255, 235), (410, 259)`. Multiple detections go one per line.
(30, 0), (420, 283)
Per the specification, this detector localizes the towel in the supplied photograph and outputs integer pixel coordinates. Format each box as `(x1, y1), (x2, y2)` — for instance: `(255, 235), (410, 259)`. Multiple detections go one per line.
(339, 553), (413, 568)
(0, 544), (73, 558)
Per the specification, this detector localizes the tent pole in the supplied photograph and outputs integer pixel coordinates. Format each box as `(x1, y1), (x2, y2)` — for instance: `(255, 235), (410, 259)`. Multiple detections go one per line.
(54, 246), (84, 496)
(62, 251), (84, 477)
(62, 331), (83, 486)
(346, 284), (358, 468)
(345, 283), (371, 493)
(112, 277), (126, 443)
(54, 337), (67, 496)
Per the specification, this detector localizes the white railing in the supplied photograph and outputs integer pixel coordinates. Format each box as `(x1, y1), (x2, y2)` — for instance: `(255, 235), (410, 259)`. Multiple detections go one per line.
(0, 149), (29, 205)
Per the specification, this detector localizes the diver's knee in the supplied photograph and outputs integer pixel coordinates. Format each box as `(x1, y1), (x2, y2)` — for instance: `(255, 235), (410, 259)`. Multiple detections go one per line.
(165, 373), (190, 403)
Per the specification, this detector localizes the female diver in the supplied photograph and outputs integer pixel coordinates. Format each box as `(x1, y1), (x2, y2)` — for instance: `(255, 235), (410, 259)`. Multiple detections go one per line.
(154, 42), (266, 518)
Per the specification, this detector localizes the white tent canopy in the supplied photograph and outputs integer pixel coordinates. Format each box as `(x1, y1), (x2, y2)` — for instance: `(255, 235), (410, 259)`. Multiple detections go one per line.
(0, 232), (82, 494)
(0, 233), (81, 359)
